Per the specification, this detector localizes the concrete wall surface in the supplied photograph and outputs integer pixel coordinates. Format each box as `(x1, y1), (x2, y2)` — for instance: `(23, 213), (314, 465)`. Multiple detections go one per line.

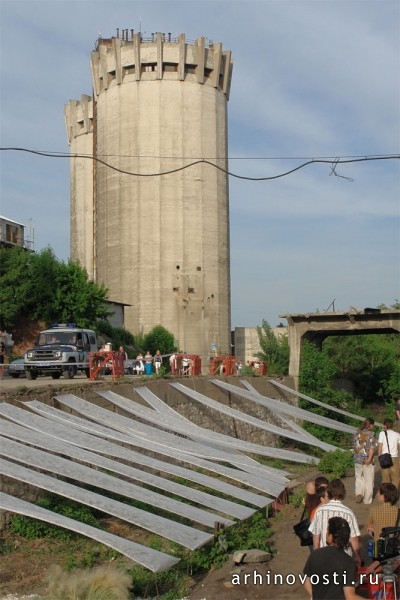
(66, 33), (234, 364)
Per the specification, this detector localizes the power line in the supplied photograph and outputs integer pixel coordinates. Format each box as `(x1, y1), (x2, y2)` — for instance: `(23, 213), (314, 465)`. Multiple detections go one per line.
(0, 147), (399, 181)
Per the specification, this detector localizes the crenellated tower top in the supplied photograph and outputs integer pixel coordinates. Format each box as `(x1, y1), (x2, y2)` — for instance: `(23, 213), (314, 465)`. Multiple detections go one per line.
(64, 94), (93, 144)
(90, 31), (233, 99)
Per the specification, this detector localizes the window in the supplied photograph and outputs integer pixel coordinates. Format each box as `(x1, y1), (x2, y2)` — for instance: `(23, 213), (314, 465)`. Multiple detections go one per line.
(6, 224), (20, 245)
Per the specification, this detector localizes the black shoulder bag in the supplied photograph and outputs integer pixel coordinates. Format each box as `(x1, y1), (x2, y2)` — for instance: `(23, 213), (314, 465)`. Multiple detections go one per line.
(293, 505), (313, 547)
(378, 430), (393, 469)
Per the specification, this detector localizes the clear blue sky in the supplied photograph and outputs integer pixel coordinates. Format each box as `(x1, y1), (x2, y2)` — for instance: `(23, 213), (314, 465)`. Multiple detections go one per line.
(1, 0), (399, 328)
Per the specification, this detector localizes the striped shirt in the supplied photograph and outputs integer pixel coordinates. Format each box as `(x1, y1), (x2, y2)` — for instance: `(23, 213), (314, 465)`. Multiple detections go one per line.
(308, 500), (360, 555)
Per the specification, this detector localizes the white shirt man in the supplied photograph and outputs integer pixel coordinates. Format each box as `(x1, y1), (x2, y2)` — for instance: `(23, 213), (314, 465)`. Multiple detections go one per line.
(308, 479), (361, 565)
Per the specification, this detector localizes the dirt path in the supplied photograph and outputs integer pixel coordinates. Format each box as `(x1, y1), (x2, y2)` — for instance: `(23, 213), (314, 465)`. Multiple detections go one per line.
(187, 470), (376, 600)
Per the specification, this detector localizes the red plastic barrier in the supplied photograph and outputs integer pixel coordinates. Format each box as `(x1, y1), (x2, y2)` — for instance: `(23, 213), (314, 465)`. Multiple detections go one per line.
(210, 356), (237, 376)
(89, 351), (125, 381)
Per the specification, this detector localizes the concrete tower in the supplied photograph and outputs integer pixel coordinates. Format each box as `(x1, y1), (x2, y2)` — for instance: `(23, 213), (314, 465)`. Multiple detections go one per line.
(65, 31), (234, 361)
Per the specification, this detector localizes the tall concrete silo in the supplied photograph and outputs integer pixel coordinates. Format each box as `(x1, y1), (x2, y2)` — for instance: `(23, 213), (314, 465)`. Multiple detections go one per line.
(65, 31), (234, 361)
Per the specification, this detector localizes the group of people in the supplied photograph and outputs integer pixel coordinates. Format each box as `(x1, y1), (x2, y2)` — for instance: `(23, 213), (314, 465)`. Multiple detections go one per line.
(169, 353), (194, 376)
(301, 413), (400, 599)
(353, 417), (400, 504)
(134, 349), (163, 375)
(304, 478), (362, 599)
(303, 476), (400, 599)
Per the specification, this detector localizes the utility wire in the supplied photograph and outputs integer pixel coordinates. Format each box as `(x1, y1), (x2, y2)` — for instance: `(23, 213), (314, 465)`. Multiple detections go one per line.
(0, 147), (399, 181)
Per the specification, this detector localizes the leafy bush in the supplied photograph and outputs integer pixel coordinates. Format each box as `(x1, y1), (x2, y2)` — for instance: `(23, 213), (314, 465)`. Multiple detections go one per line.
(95, 321), (136, 357)
(289, 489), (306, 508)
(256, 320), (289, 376)
(190, 510), (272, 571)
(241, 365), (255, 377)
(143, 324), (176, 356)
(11, 495), (100, 540)
(127, 509), (273, 598)
(318, 450), (354, 478)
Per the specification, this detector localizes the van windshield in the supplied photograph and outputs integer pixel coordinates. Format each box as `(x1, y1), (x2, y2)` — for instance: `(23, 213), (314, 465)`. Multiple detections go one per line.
(38, 332), (79, 346)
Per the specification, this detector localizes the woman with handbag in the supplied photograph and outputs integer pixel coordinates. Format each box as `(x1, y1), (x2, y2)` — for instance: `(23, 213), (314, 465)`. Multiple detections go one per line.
(294, 481), (329, 552)
(377, 419), (400, 490)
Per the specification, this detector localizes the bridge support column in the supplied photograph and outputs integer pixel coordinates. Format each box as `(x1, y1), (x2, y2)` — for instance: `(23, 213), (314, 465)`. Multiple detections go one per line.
(286, 317), (302, 391)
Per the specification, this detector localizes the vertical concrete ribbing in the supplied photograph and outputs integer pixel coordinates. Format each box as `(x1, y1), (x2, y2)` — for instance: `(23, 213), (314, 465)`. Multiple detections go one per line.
(66, 33), (233, 361)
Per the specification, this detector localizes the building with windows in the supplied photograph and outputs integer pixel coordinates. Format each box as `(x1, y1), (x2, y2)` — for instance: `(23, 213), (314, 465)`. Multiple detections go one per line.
(65, 31), (234, 360)
(0, 216), (34, 251)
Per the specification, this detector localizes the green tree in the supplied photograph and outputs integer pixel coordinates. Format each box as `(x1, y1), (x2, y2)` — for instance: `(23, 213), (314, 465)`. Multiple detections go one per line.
(299, 339), (337, 397)
(95, 321), (136, 357)
(0, 246), (108, 330)
(323, 333), (400, 403)
(0, 246), (31, 324)
(299, 340), (361, 446)
(143, 325), (176, 355)
(256, 319), (289, 375)
(51, 259), (109, 327)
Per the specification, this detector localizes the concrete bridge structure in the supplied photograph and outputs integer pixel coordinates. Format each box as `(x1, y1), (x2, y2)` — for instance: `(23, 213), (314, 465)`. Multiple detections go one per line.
(280, 309), (400, 388)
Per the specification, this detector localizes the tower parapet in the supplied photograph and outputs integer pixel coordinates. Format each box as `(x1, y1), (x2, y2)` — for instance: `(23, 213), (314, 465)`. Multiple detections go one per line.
(90, 32), (233, 99)
(64, 95), (94, 143)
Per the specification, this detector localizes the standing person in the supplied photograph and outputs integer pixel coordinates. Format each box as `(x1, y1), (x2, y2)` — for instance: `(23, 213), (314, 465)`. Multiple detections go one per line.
(309, 478), (361, 565)
(135, 352), (144, 376)
(119, 346), (128, 361)
(378, 419), (400, 490)
(0, 333), (5, 379)
(367, 482), (399, 538)
(182, 355), (189, 375)
(304, 517), (364, 600)
(304, 482), (329, 553)
(153, 349), (162, 374)
(305, 475), (329, 517)
(353, 417), (376, 504)
(309, 483), (329, 521)
(237, 360), (243, 376)
(169, 353), (176, 375)
(144, 350), (153, 375)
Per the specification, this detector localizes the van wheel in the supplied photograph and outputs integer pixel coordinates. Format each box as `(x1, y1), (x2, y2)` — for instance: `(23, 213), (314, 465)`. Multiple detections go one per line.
(26, 371), (37, 380)
(64, 365), (76, 379)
